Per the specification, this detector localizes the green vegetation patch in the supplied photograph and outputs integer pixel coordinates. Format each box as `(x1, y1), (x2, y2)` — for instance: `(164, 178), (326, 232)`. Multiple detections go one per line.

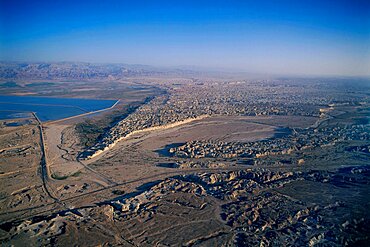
(51, 171), (81, 180)
(71, 171), (82, 177)
(51, 173), (68, 180)
(75, 101), (147, 149)
(75, 119), (105, 148)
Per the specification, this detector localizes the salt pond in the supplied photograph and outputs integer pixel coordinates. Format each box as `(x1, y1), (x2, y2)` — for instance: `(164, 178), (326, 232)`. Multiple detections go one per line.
(0, 95), (117, 122)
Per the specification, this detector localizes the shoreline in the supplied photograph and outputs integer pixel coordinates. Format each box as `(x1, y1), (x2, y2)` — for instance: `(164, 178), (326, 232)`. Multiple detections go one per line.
(45, 99), (120, 125)
(0, 95), (120, 125)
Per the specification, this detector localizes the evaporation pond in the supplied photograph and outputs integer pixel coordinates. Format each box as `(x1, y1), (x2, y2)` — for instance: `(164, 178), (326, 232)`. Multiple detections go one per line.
(0, 95), (117, 122)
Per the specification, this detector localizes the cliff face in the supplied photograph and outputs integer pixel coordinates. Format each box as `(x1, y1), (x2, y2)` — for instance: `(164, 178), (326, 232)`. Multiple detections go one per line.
(82, 115), (209, 160)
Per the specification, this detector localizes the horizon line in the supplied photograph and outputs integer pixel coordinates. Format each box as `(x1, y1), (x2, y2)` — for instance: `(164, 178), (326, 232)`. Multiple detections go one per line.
(1, 60), (370, 79)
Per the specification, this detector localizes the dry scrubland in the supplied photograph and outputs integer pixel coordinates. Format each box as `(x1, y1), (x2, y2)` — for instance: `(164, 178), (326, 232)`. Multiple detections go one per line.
(0, 72), (369, 246)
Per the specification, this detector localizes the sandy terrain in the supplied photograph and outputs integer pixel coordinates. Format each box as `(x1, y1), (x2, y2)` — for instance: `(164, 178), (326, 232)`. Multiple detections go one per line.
(135, 115), (313, 152)
(0, 77), (368, 246)
(0, 123), (57, 222)
(1, 119), (369, 246)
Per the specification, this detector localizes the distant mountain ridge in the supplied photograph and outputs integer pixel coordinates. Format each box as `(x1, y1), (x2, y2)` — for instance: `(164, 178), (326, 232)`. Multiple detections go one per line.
(0, 61), (201, 80)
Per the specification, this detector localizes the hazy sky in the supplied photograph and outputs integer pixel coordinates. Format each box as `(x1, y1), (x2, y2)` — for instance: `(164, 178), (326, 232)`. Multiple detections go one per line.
(1, 0), (369, 76)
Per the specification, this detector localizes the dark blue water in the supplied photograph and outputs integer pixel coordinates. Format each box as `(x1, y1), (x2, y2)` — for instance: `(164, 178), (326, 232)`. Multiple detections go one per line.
(0, 95), (117, 122)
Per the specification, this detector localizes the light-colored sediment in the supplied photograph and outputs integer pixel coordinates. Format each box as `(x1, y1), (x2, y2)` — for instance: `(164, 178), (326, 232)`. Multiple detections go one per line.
(85, 114), (209, 160)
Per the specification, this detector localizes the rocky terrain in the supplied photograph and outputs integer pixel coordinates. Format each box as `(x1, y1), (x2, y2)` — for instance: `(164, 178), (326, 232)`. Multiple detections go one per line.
(82, 79), (363, 159)
(0, 64), (369, 246)
(2, 166), (369, 246)
(169, 123), (369, 159)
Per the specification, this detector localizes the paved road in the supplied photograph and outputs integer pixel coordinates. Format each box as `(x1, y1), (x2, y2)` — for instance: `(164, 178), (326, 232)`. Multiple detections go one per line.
(32, 112), (59, 202)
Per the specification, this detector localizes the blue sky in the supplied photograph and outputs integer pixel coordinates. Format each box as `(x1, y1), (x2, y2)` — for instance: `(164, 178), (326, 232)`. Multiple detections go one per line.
(1, 0), (369, 76)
